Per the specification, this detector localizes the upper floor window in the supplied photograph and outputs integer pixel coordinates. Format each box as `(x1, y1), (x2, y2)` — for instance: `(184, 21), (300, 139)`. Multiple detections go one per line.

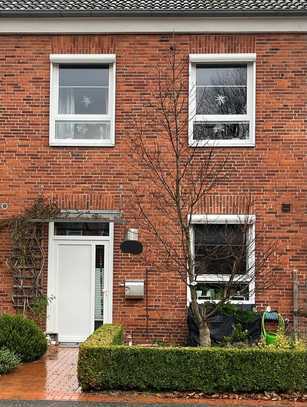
(189, 54), (256, 147)
(50, 54), (116, 147)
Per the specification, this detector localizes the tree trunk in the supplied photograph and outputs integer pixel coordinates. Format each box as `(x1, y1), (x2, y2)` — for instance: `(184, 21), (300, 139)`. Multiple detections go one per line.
(199, 320), (211, 347)
(189, 286), (212, 347)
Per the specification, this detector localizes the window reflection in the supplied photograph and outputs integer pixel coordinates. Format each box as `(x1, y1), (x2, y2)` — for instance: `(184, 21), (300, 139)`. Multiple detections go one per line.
(54, 222), (109, 236)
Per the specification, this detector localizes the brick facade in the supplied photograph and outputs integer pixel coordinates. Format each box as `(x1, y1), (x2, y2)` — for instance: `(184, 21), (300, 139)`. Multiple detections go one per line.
(0, 33), (306, 343)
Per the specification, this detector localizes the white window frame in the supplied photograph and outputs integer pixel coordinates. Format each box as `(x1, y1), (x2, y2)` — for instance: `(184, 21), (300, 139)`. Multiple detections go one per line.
(49, 54), (116, 147)
(189, 54), (256, 148)
(189, 214), (256, 305)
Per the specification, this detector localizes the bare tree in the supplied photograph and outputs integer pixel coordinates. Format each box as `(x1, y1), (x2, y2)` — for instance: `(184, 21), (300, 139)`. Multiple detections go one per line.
(129, 45), (274, 346)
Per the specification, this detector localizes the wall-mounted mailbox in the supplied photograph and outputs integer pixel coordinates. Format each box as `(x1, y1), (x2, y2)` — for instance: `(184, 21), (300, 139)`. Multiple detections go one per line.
(125, 280), (144, 299)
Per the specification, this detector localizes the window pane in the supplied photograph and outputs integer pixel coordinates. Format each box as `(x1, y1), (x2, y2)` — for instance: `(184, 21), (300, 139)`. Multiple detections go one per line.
(195, 224), (244, 246)
(55, 121), (110, 140)
(59, 65), (109, 115)
(59, 65), (109, 87)
(196, 282), (250, 301)
(59, 88), (108, 115)
(194, 224), (247, 275)
(196, 64), (247, 116)
(193, 122), (249, 141)
(54, 222), (109, 236)
(196, 87), (247, 115)
(196, 65), (247, 86)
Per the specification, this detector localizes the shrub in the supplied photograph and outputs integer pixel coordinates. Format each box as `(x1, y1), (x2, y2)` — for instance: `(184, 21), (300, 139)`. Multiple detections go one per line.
(83, 324), (124, 347)
(0, 348), (20, 374)
(259, 329), (306, 351)
(0, 314), (47, 362)
(78, 324), (307, 393)
(219, 303), (260, 324)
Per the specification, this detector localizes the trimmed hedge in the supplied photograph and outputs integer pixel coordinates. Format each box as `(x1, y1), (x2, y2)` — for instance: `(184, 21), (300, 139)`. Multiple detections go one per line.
(78, 324), (307, 393)
(0, 314), (48, 362)
(0, 348), (20, 374)
(83, 324), (124, 347)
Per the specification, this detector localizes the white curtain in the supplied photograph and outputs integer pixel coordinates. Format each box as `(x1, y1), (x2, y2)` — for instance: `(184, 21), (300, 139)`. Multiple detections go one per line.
(59, 89), (76, 139)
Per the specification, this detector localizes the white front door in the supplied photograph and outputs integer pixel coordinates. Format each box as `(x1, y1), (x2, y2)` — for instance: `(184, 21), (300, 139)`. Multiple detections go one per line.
(57, 242), (94, 342)
(47, 222), (113, 343)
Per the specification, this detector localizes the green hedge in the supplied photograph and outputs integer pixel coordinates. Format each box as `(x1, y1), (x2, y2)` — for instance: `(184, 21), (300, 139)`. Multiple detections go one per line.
(82, 324), (124, 347)
(78, 324), (307, 393)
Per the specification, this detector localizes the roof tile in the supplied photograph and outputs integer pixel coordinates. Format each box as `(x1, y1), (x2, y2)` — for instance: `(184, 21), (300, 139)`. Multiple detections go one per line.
(0, 0), (305, 15)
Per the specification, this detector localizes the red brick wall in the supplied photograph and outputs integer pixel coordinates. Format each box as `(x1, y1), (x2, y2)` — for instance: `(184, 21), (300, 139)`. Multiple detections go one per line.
(0, 33), (306, 343)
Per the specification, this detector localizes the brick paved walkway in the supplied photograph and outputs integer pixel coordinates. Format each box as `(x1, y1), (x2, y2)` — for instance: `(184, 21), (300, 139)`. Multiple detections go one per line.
(0, 347), (81, 400)
(0, 347), (302, 405)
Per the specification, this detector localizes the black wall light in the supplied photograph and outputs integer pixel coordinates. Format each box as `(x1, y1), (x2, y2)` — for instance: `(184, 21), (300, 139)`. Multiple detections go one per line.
(120, 228), (143, 255)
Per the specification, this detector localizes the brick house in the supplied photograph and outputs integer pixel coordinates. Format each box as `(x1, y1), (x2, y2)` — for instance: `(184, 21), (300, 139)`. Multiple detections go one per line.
(0, 1), (306, 344)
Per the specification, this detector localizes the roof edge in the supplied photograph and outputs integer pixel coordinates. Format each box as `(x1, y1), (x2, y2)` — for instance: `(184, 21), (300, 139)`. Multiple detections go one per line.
(0, 9), (306, 18)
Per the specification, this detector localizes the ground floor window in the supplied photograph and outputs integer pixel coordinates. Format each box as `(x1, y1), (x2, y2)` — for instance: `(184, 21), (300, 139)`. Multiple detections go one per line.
(190, 214), (255, 304)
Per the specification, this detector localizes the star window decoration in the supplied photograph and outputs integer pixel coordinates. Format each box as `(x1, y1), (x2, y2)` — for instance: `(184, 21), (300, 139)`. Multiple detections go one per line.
(76, 124), (88, 136)
(81, 96), (92, 108)
(215, 95), (227, 106)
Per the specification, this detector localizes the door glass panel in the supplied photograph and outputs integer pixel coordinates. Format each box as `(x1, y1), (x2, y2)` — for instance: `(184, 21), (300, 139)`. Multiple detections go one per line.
(54, 222), (109, 236)
(95, 245), (104, 328)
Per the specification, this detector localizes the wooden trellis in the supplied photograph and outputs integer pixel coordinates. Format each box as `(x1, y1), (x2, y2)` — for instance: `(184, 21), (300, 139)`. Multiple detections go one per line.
(10, 222), (45, 312)
(0, 198), (60, 314)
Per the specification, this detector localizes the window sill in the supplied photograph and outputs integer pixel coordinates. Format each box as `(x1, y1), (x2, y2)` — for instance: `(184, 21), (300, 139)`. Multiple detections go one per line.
(49, 140), (115, 147)
(189, 139), (255, 148)
(195, 299), (255, 305)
